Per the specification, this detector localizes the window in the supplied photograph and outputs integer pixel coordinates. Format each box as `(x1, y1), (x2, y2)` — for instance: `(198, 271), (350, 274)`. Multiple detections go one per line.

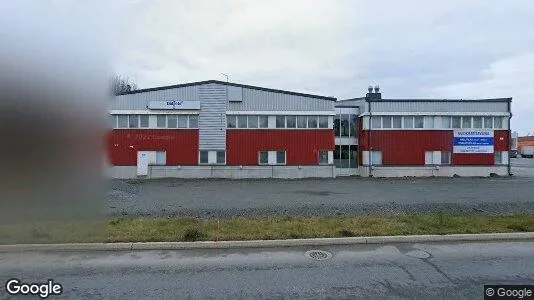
(350, 145), (358, 168)
(414, 116), (424, 128)
(157, 115), (166, 128)
(382, 116), (392, 128)
(140, 115), (149, 128)
(258, 151), (269, 165)
(425, 151), (435, 165)
(392, 116), (402, 128)
(216, 151), (226, 164)
(167, 115), (177, 128)
(248, 115), (258, 128)
(340, 114), (350, 136)
(371, 116), (382, 129)
(276, 151), (286, 164)
(452, 116), (461, 128)
(259, 116), (268, 128)
(473, 116), (483, 128)
(334, 115), (341, 136)
(155, 151), (166, 165)
(494, 117), (503, 129)
(307, 116), (318, 128)
(297, 116), (307, 128)
(199, 151), (209, 164)
(371, 151), (382, 165)
(237, 115), (247, 128)
(349, 115), (357, 136)
(109, 115), (116, 128)
(178, 115), (188, 128)
(227, 115), (237, 128)
(462, 116), (472, 128)
(318, 116), (329, 128)
(117, 115), (128, 128)
(286, 115), (296, 128)
(276, 116), (285, 128)
(403, 116), (414, 128)
(318, 150), (329, 165)
(483, 116), (493, 128)
(189, 115), (198, 128)
(442, 116), (452, 129)
(424, 116), (434, 128)
(128, 115), (139, 128)
(340, 145), (350, 168)
(494, 151), (507, 164)
(441, 151), (451, 165)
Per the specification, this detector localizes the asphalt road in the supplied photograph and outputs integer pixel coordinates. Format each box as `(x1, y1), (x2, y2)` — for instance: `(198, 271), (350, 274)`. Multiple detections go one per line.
(108, 158), (534, 218)
(1, 240), (533, 299)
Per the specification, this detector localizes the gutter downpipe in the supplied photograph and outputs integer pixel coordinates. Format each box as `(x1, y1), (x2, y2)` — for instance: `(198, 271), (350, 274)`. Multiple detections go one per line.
(368, 99), (373, 178)
(508, 99), (512, 176)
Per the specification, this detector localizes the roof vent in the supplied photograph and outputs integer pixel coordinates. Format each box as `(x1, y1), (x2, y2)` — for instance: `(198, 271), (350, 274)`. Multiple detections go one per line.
(368, 85), (373, 93)
(374, 85), (380, 93)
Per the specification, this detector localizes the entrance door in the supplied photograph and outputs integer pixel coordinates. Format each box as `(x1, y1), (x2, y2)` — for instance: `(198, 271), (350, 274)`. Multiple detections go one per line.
(137, 151), (149, 176)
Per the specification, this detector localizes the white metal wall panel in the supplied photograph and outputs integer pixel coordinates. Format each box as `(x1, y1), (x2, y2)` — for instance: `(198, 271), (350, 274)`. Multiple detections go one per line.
(110, 86), (200, 110)
(227, 87), (335, 111)
(198, 84), (226, 150)
(369, 101), (508, 113)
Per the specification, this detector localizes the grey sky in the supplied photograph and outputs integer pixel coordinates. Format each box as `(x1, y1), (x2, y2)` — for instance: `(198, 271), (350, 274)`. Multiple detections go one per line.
(3, 1), (533, 134)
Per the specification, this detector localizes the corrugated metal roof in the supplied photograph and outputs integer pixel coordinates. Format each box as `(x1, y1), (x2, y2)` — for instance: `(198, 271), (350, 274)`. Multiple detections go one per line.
(119, 80), (337, 101)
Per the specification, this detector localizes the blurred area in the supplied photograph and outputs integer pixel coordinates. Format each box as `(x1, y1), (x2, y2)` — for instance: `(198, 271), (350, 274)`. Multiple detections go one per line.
(0, 1), (122, 240)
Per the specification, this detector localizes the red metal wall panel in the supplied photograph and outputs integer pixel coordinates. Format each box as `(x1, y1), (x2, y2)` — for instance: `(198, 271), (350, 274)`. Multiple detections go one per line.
(107, 130), (198, 165)
(359, 129), (510, 166)
(226, 130), (334, 165)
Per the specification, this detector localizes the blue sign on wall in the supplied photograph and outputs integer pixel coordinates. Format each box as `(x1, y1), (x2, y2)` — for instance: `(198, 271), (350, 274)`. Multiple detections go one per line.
(453, 130), (494, 153)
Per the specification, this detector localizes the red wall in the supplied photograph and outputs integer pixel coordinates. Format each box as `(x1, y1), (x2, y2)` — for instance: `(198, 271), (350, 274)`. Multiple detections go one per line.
(226, 130), (334, 165)
(359, 129), (510, 166)
(107, 130), (198, 165)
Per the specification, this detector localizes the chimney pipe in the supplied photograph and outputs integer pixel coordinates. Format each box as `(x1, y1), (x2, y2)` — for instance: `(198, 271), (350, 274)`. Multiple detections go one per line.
(374, 85), (380, 93)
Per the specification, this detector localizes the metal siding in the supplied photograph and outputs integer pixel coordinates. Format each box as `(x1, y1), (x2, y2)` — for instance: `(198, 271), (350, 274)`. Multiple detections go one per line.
(107, 129), (198, 165)
(226, 130), (335, 165)
(494, 130), (510, 151)
(198, 84), (226, 150)
(370, 101), (508, 113)
(228, 87), (335, 111)
(110, 86), (199, 110)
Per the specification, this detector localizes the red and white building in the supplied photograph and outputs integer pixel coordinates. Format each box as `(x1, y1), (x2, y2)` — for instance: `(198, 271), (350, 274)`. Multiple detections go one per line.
(107, 81), (512, 178)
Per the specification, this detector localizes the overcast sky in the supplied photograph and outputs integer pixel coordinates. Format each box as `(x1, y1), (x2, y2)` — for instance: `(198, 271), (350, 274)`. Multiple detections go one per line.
(3, 1), (534, 134)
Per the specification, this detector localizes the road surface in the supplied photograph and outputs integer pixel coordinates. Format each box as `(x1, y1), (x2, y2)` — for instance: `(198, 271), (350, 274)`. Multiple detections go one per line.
(1, 240), (533, 299)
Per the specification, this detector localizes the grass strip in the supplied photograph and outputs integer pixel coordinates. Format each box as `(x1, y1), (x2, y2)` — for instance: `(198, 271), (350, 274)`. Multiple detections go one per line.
(0, 213), (533, 244)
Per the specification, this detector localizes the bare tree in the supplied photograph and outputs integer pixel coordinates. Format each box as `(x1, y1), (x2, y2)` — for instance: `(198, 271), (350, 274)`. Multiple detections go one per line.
(111, 75), (138, 95)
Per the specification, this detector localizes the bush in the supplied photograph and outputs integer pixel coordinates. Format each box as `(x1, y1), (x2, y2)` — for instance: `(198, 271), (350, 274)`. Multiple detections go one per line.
(182, 227), (207, 241)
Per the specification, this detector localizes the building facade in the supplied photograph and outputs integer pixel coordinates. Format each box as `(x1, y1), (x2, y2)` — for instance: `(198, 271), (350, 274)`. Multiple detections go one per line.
(107, 81), (512, 178)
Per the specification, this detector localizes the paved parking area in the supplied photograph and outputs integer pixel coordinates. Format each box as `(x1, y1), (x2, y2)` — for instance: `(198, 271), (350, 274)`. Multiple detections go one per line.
(108, 159), (534, 218)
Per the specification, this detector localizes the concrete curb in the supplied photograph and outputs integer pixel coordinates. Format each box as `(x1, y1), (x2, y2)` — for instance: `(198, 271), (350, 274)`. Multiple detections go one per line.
(1, 232), (533, 253)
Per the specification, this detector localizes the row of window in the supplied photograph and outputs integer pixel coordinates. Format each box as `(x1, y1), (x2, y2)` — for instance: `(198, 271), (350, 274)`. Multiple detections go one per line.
(110, 114), (199, 129)
(160, 150), (331, 165)
(227, 115), (330, 129)
(370, 116), (506, 129)
(334, 114), (358, 137)
(366, 150), (507, 165)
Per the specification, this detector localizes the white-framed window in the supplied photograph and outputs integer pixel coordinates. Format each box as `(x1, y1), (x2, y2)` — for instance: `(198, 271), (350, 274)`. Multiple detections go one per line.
(155, 151), (166, 165)
(117, 115), (128, 128)
(227, 115), (237, 128)
(462, 116), (472, 128)
(441, 151), (451, 165)
(483, 116), (493, 129)
(472, 116), (483, 128)
(248, 115), (258, 128)
(371, 151), (382, 165)
(424, 116), (434, 129)
(189, 115), (199, 128)
(157, 115), (167, 128)
(216, 151), (226, 164)
(452, 116), (461, 128)
(199, 150), (209, 164)
(177, 115), (188, 128)
(403, 116), (414, 129)
(392, 116), (402, 128)
(276, 151), (286, 165)
(286, 115), (297, 128)
(259, 116), (269, 128)
(318, 150), (329, 165)
(382, 116), (392, 128)
(139, 115), (149, 128)
(297, 116), (307, 128)
(442, 116), (452, 129)
(128, 115), (139, 128)
(494, 151), (508, 164)
(414, 116), (424, 128)
(425, 151), (435, 165)
(318, 116), (329, 128)
(307, 116), (318, 128)
(425, 151), (451, 165)
(109, 115), (117, 128)
(258, 151), (269, 165)
(167, 115), (177, 128)
(276, 116), (286, 128)
(237, 115), (247, 128)
(371, 116), (382, 129)
(494, 117), (503, 129)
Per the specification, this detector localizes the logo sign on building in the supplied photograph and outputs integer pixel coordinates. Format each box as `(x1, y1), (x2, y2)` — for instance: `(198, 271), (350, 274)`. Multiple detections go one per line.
(453, 130), (494, 154)
(148, 100), (201, 110)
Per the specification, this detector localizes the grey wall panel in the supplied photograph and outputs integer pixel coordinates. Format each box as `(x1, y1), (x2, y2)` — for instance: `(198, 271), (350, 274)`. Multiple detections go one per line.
(335, 99), (365, 107)
(198, 84), (226, 150)
(110, 86), (199, 110)
(227, 87), (335, 111)
(370, 101), (508, 113)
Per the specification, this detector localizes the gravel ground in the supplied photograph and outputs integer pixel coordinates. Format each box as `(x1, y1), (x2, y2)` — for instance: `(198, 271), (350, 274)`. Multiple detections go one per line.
(108, 159), (534, 218)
